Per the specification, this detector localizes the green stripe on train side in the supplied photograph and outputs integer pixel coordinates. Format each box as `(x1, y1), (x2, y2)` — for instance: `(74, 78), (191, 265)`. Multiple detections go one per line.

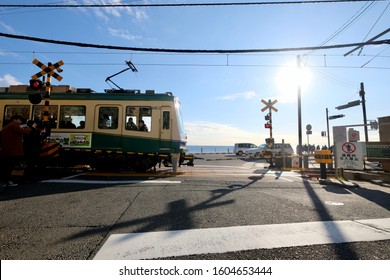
(91, 132), (184, 154)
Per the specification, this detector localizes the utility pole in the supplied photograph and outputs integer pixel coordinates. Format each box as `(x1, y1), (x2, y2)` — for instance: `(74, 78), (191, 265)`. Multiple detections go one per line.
(326, 108), (330, 149)
(360, 82), (369, 143)
(297, 55), (303, 167)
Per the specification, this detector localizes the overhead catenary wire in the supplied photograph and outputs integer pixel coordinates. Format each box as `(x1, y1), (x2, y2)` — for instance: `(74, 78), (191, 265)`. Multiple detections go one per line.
(0, 61), (389, 70)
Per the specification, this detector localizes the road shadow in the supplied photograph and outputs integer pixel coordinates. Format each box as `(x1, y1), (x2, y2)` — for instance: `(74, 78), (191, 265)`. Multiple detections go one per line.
(0, 171), (176, 202)
(348, 186), (390, 212)
(303, 180), (359, 259)
(58, 175), (263, 258)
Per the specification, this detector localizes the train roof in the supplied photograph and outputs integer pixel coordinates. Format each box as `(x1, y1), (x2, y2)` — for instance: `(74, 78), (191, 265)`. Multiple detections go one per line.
(0, 85), (176, 101)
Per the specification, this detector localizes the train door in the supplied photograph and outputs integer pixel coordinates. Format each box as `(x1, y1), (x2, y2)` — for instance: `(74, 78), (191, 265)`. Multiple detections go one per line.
(160, 106), (172, 148)
(93, 105), (123, 150)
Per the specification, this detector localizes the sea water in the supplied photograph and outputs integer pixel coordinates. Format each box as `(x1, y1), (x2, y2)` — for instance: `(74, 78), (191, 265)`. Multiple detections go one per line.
(187, 145), (234, 154)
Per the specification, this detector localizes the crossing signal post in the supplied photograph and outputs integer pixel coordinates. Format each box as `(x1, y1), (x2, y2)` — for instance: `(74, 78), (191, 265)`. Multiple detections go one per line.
(261, 99), (278, 167)
(31, 59), (64, 133)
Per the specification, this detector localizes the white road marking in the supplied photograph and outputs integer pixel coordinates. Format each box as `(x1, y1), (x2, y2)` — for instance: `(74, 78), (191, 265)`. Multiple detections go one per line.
(94, 218), (390, 260)
(194, 164), (249, 169)
(40, 179), (181, 184)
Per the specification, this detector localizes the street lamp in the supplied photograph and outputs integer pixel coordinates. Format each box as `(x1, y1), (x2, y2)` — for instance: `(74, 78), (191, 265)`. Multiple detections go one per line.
(335, 83), (368, 143)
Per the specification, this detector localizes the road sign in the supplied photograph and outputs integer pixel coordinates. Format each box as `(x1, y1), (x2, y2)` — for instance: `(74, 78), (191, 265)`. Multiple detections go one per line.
(32, 59), (64, 81)
(336, 141), (365, 170)
(348, 129), (360, 142)
(261, 99), (278, 112)
(314, 150), (332, 164)
(342, 142), (356, 153)
(333, 126), (347, 144)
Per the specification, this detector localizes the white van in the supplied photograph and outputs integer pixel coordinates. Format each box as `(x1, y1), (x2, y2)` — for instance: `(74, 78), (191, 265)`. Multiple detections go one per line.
(233, 143), (257, 155)
(263, 143), (294, 156)
(246, 143), (294, 159)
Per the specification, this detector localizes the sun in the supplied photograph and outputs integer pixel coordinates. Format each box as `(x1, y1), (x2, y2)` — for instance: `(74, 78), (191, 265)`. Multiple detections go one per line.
(274, 61), (312, 103)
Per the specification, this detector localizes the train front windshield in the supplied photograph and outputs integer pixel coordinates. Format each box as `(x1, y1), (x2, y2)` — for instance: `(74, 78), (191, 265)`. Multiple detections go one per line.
(175, 98), (186, 140)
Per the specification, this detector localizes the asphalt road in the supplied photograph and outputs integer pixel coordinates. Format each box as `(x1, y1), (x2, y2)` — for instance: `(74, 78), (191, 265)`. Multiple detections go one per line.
(1, 154), (390, 260)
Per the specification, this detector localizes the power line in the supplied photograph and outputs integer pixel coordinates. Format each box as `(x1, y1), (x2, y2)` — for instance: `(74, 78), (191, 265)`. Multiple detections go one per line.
(0, 32), (389, 54)
(0, 61), (389, 70)
(0, 1), (386, 8)
(358, 1), (390, 56)
(307, 1), (376, 53)
(1, 50), (390, 58)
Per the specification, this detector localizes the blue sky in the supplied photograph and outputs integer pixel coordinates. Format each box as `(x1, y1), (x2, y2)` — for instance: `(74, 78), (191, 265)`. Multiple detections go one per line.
(1, 0), (389, 148)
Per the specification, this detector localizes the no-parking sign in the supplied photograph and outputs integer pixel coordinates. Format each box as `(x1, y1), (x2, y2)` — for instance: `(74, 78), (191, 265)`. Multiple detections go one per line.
(336, 142), (365, 170)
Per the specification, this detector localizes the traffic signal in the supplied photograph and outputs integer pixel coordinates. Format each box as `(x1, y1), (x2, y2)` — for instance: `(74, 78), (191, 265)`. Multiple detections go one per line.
(265, 121), (271, 129)
(370, 121), (378, 130)
(29, 79), (43, 90)
(321, 131), (326, 137)
(265, 113), (271, 121)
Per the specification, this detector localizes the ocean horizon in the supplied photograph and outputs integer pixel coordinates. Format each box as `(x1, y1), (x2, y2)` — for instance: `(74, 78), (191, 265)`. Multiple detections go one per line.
(187, 145), (234, 154)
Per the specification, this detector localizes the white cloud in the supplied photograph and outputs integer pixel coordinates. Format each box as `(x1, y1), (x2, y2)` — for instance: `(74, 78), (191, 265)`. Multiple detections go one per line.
(185, 121), (261, 145)
(0, 74), (22, 87)
(216, 91), (256, 101)
(107, 28), (140, 41)
(83, 0), (147, 21)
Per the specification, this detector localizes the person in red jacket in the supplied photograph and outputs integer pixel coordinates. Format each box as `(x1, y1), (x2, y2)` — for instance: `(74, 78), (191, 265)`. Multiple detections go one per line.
(0, 115), (35, 189)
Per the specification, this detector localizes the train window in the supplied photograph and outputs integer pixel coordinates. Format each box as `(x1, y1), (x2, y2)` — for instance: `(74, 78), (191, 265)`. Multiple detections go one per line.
(33, 105), (58, 128)
(163, 111), (170, 129)
(125, 106), (152, 132)
(59, 105), (86, 129)
(3, 105), (30, 127)
(98, 107), (118, 129)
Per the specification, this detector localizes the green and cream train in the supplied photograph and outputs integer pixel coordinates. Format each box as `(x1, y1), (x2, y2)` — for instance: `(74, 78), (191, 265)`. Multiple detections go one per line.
(0, 85), (193, 171)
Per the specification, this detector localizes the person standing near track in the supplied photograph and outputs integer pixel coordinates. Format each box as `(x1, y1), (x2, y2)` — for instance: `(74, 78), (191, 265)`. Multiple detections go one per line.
(0, 115), (35, 190)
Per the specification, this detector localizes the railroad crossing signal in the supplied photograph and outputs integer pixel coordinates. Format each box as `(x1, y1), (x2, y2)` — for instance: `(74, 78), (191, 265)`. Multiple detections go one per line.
(30, 59), (64, 125)
(29, 79), (44, 90)
(261, 98), (278, 167)
(264, 113), (272, 129)
(261, 99), (278, 112)
(31, 59), (64, 81)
